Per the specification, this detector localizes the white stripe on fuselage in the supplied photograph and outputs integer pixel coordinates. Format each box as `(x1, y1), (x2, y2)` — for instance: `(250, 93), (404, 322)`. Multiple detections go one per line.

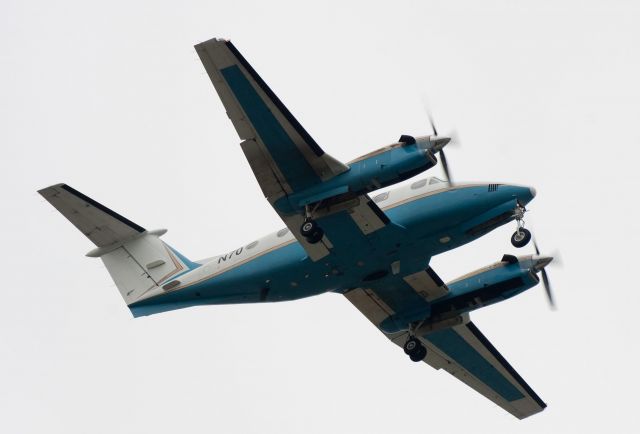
(199, 177), (457, 269)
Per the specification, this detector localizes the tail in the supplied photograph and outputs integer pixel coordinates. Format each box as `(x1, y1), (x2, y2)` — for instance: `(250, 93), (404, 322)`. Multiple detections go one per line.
(38, 184), (199, 309)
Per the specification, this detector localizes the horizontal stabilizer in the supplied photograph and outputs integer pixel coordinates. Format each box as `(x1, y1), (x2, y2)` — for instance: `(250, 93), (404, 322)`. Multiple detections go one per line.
(38, 183), (198, 307)
(38, 183), (145, 247)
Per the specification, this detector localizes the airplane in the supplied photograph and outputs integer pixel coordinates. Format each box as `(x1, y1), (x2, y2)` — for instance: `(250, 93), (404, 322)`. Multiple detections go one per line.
(38, 38), (554, 419)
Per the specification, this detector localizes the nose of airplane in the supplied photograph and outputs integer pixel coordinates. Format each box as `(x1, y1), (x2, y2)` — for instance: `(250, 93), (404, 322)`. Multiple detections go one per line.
(511, 185), (537, 205)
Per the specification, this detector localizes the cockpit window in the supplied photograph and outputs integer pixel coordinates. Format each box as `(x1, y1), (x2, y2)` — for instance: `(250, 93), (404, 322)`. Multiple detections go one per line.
(373, 192), (389, 202)
(411, 179), (427, 189)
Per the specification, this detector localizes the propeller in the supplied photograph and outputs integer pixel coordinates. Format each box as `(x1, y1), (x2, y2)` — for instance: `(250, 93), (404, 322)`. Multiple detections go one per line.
(532, 238), (557, 309)
(425, 111), (457, 185)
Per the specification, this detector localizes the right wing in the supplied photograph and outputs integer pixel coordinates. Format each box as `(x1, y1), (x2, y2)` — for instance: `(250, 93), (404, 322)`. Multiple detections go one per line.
(345, 279), (546, 419)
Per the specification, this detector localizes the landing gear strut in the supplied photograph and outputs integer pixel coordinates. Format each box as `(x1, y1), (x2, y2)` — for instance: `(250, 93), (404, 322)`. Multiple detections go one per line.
(403, 336), (427, 362)
(511, 202), (531, 248)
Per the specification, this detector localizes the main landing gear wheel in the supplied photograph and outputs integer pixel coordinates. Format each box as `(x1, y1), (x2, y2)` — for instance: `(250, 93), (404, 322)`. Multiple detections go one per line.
(301, 220), (318, 237)
(403, 337), (427, 362)
(300, 219), (324, 244)
(306, 227), (324, 244)
(403, 337), (420, 355)
(410, 345), (427, 362)
(511, 228), (532, 248)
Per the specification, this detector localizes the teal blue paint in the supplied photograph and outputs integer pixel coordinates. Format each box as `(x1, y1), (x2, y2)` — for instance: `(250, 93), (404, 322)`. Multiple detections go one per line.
(274, 144), (433, 214)
(425, 329), (524, 401)
(130, 184), (538, 317)
(297, 184), (349, 206)
(220, 65), (320, 191)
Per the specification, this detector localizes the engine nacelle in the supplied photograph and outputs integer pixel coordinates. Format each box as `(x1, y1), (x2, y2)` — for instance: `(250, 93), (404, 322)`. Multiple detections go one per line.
(283, 137), (442, 211)
(378, 255), (542, 334)
(346, 140), (437, 193)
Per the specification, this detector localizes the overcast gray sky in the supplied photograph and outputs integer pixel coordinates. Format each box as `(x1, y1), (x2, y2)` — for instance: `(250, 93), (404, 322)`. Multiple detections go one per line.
(2, 1), (640, 433)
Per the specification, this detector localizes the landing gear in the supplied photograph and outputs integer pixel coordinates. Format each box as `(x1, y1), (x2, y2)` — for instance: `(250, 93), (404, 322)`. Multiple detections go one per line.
(511, 202), (531, 248)
(511, 228), (531, 248)
(300, 219), (324, 244)
(403, 336), (427, 362)
(301, 219), (319, 237)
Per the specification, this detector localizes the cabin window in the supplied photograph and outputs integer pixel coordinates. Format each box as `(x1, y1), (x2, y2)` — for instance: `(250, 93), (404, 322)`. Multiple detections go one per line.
(429, 177), (443, 185)
(411, 179), (427, 189)
(246, 240), (259, 249)
(277, 228), (289, 237)
(373, 192), (389, 203)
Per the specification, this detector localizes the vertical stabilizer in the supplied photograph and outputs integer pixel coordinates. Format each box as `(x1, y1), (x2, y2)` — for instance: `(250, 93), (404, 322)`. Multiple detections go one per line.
(38, 184), (198, 307)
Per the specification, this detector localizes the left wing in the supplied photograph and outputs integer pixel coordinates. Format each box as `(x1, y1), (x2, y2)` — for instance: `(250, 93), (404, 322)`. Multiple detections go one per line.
(345, 278), (546, 419)
(195, 38), (348, 199)
(196, 38), (390, 260)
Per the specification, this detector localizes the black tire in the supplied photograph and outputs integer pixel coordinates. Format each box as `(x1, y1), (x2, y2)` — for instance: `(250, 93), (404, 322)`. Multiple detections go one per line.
(306, 227), (324, 244)
(403, 337), (420, 355)
(300, 220), (319, 237)
(511, 228), (531, 248)
(410, 345), (427, 362)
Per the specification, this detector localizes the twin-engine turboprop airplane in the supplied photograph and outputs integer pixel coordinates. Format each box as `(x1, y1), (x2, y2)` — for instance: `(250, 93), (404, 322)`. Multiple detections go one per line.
(38, 38), (553, 419)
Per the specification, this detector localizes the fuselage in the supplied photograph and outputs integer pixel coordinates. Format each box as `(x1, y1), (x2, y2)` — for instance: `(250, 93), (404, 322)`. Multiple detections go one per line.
(130, 177), (536, 317)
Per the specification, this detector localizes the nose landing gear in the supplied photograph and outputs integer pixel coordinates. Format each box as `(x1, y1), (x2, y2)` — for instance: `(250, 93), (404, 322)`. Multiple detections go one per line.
(511, 202), (532, 248)
(403, 336), (427, 362)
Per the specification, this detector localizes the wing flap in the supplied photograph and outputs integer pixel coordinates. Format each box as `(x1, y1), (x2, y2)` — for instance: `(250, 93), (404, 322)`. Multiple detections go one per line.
(348, 198), (390, 235)
(402, 266), (449, 301)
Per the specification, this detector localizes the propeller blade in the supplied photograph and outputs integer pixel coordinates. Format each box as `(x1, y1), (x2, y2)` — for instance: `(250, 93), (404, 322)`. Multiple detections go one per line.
(533, 237), (562, 267)
(533, 238), (540, 255)
(549, 249), (563, 267)
(440, 149), (453, 185)
(447, 128), (461, 148)
(533, 237), (557, 308)
(541, 269), (556, 309)
(427, 112), (438, 137)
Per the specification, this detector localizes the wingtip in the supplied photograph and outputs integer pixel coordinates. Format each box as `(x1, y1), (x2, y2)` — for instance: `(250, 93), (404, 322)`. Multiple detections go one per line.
(37, 183), (66, 196)
(194, 37), (229, 49)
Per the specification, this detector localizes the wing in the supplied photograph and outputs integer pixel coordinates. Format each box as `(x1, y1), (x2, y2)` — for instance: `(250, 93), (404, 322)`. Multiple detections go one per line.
(195, 38), (348, 200)
(196, 38), (385, 261)
(345, 276), (546, 419)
